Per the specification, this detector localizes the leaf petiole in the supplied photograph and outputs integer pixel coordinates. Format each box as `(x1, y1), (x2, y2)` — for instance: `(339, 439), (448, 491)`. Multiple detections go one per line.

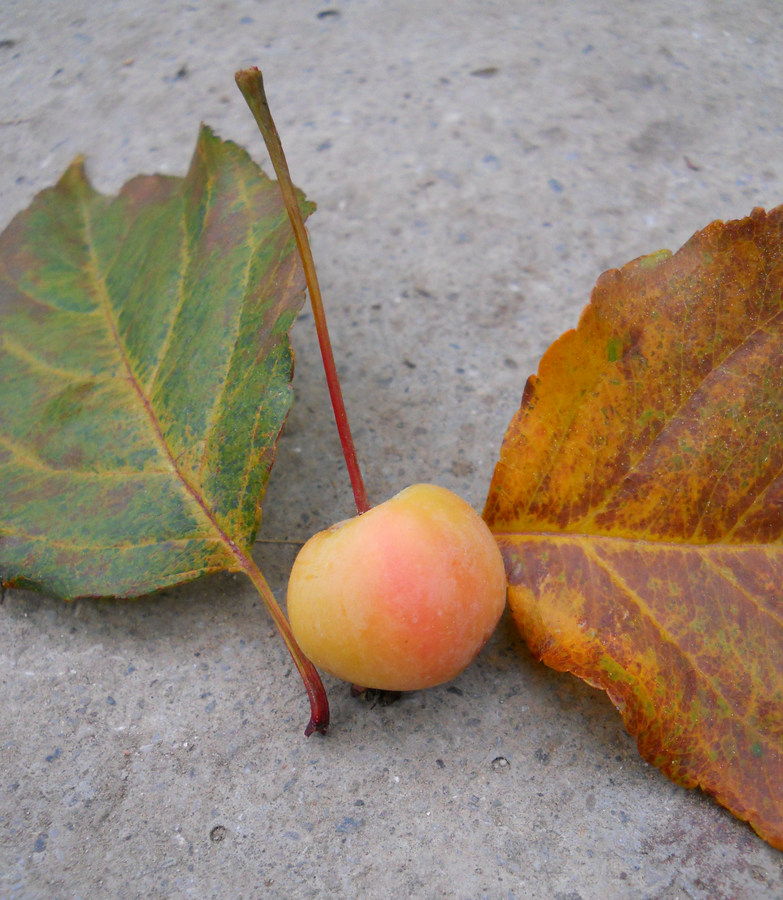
(232, 544), (328, 736)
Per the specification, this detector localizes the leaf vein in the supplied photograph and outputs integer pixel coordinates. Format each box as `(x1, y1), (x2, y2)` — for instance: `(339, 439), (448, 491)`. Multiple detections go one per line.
(75, 185), (244, 562)
(0, 434), (169, 478)
(580, 538), (778, 754)
(231, 252), (298, 516)
(194, 150), (260, 486)
(0, 527), (224, 553)
(1, 333), (92, 382)
(143, 195), (191, 397)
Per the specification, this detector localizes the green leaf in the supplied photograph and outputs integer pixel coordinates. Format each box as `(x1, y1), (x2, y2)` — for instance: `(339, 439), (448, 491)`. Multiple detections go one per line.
(0, 124), (312, 599)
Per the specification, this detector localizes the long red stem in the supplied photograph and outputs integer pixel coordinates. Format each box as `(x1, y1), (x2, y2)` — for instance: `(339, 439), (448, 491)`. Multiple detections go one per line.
(235, 67), (371, 515)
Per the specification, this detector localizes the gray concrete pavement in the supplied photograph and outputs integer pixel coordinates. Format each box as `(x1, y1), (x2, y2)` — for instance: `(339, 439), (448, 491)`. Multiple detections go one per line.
(2, 1), (782, 897)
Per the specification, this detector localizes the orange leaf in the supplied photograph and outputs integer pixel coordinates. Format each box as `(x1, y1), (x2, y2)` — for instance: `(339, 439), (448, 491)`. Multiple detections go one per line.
(484, 206), (783, 850)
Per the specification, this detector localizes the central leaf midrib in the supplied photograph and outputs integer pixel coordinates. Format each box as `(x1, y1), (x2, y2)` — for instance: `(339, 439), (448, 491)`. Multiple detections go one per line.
(78, 192), (246, 568)
(502, 532), (781, 760)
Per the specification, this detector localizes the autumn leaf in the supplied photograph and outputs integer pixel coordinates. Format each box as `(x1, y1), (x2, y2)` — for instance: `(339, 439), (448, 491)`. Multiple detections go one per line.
(484, 206), (783, 850)
(0, 124), (328, 733)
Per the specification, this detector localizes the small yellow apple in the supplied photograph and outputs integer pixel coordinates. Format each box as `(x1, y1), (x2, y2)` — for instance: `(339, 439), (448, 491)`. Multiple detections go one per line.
(287, 483), (507, 691)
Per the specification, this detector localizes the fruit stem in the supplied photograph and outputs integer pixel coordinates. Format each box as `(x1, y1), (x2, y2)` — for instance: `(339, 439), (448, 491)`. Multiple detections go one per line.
(235, 543), (329, 736)
(235, 67), (371, 516)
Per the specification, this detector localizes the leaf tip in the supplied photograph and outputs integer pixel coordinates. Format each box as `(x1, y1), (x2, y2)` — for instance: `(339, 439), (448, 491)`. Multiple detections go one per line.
(56, 154), (91, 192)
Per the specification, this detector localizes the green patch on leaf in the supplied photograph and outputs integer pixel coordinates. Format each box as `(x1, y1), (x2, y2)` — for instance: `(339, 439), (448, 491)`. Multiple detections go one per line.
(0, 125), (311, 600)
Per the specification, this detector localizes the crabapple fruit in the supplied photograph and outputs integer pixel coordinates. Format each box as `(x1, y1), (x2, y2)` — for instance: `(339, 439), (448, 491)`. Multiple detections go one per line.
(287, 483), (507, 691)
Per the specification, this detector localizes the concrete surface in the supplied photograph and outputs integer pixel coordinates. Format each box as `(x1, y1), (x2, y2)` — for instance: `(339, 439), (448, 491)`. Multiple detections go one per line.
(2, 1), (782, 897)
